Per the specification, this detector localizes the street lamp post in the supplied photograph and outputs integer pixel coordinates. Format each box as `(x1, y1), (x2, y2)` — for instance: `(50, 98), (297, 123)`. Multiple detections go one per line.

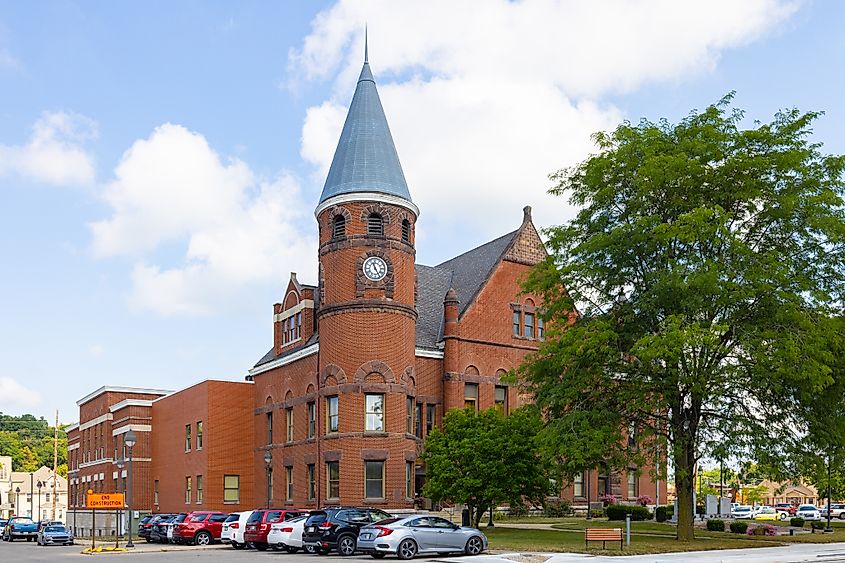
(586, 469), (592, 521)
(124, 430), (137, 549)
(37, 481), (42, 521)
(116, 458), (125, 548)
(264, 450), (272, 509)
(15, 486), (20, 516)
(826, 453), (833, 533)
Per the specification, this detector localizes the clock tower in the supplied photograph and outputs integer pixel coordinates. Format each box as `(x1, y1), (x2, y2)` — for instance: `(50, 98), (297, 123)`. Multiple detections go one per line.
(314, 43), (419, 505)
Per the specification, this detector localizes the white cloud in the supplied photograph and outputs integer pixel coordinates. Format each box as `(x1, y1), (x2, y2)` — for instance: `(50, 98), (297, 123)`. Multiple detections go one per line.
(91, 124), (316, 315)
(0, 376), (42, 409)
(0, 111), (97, 187)
(293, 0), (799, 249)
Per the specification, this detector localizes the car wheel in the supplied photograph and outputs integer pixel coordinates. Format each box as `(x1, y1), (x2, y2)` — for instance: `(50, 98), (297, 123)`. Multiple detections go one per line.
(286, 547), (300, 553)
(145, 537), (152, 543)
(371, 553), (386, 559)
(255, 542), (268, 551)
(27, 537), (33, 542)
(305, 544), (317, 554)
(780, 513), (786, 520)
(231, 541), (245, 550)
(194, 531), (212, 546)
(337, 535), (356, 556)
(397, 538), (417, 560)
(465, 536), (484, 556)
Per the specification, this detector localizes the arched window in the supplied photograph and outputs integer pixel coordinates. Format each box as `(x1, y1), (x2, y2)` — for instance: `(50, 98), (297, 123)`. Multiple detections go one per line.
(368, 213), (384, 236)
(401, 219), (411, 242)
(332, 214), (346, 239)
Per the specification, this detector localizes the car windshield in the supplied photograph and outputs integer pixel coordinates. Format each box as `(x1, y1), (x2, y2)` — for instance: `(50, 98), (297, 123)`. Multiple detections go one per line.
(45, 526), (65, 533)
(189, 514), (208, 523)
(224, 514), (239, 522)
(305, 512), (327, 525)
(247, 511), (264, 524)
(799, 505), (816, 510)
(14, 518), (34, 524)
(174, 514), (187, 523)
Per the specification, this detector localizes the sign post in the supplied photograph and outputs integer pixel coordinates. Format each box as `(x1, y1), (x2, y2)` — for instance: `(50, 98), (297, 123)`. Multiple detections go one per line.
(86, 492), (126, 550)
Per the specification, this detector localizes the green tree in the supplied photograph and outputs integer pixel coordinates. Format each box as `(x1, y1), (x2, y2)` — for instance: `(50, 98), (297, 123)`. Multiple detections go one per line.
(0, 414), (68, 472)
(519, 95), (845, 540)
(422, 407), (552, 527)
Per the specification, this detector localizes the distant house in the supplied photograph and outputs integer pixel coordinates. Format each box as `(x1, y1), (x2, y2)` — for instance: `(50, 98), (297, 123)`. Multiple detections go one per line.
(759, 479), (818, 506)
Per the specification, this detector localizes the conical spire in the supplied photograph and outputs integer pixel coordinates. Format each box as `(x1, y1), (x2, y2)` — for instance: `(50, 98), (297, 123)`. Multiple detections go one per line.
(318, 37), (412, 206)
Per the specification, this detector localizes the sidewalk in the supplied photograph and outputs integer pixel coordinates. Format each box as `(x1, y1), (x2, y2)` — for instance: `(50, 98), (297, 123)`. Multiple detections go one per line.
(79, 541), (228, 554)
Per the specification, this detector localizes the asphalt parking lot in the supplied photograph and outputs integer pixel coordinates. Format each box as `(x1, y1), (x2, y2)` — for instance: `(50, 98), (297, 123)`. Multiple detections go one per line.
(0, 539), (452, 562)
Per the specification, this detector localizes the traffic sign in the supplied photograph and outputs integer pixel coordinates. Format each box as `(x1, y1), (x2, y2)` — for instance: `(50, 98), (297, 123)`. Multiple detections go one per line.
(86, 493), (125, 509)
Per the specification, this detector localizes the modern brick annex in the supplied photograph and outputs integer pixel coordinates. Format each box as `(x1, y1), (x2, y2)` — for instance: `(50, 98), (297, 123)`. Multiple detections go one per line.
(67, 52), (656, 515)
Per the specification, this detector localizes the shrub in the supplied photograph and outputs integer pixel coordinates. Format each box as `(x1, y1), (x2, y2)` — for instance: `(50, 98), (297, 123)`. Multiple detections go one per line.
(599, 493), (619, 506)
(706, 519), (725, 532)
(590, 508), (606, 519)
(655, 506), (668, 522)
(543, 499), (573, 517)
(811, 521), (826, 530)
(747, 524), (777, 536)
(730, 521), (748, 534)
(636, 495), (653, 507)
(665, 505), (675, 518)
(790, 517), (805, 527)
(606, 504), (652, 521)
(696, 504), (706, 515)
(507, 503), (529, 517)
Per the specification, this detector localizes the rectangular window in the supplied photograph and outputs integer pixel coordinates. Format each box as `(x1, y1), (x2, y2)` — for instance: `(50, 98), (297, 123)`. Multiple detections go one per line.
(524, 312), (534, 338)
(185, 476), (191, 504)
(326, 396), (339, 433)
(598, 470), (608, 497)
(326, 461), (340, 499)
(185, 424), (191, 452)
(197, 475), (203, 503)
(154, 480), (159, 505)
(426, 404), (435, 435)
(365, 394), (385, 431)
(196, 421), (203, 450)
(365, 460), (385, 499)
(286, 407), (294, 442)
(406, 397), (414, 434)
(282, 318), (288, 344)
(573, 472), (584, 498)
(307, 464), (316, 500)
(296, 312), (302, 339)
(224, 475), (240, 503)
(406, 461), (414, 499)
(537, 317), (544, 339)
(307, 402), (316, 438)
(513, 311), (520, 336)
(495, 386), (508, 415)
(627, 470), (638, 499)
(267, 412), (273, 444)
(464, 383), (478, 411)
(415, 403), (422, 439)
(286, 466), (293, 501)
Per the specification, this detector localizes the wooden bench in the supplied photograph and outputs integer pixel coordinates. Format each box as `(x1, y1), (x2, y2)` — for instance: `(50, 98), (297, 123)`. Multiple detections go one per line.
(585, 527), (623, 550)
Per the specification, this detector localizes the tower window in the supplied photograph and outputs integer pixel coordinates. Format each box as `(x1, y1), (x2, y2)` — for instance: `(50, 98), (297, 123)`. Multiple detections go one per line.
(332, 214), (346, 239)
(401, 219), (410, 242)
(367, 213), (384, 236)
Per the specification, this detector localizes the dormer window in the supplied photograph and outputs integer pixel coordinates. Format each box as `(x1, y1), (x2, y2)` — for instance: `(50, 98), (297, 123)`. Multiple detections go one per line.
(401, 219), (411, 242)
(368, 213), (384, 236)
(332, 214), (346, 239)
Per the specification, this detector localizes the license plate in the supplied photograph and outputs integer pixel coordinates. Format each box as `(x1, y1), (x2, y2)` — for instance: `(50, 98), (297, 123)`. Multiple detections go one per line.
(307, 526), (315, 533)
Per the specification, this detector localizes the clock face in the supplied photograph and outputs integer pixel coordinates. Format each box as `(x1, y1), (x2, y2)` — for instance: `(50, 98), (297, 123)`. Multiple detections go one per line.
(362, 256), (388, 281)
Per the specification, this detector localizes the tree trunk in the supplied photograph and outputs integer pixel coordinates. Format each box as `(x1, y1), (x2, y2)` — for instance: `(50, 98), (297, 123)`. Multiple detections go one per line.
(674, 439), (696, 541)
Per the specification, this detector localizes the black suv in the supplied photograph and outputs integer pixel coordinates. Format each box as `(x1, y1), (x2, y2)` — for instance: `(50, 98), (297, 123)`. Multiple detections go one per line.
(302, 507), (392, 556)
(138, 514), (172, 542)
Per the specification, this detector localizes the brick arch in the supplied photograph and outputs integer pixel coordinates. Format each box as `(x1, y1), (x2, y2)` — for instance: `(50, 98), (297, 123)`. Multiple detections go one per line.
(523, 297), (536, 308)
(283, 290), (300, 309)
(306, 383), (316, 395)
(284, 390), (293, 402)
(320, 364), (348, 386)
(359, 204), (392, 225)
(400, 366), (416, 388)
(328, 205), (352, 225)
(496, 368), (508, 379)
(464, 365), (480, 376)
(354, 360), (395, 384)
(265, 395), (274, 405)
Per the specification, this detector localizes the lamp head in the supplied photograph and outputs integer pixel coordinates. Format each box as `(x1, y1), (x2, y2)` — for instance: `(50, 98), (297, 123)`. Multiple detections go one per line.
(124, 430), (137, 448)
(264, 450), (272, 466)
(16, 486), (20, 493)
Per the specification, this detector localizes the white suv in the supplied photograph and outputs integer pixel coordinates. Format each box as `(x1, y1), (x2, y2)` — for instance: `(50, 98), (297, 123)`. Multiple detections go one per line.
(222, 511), (252, 549)
(796, 504), (821, 520)
(820, 503), (845, 520)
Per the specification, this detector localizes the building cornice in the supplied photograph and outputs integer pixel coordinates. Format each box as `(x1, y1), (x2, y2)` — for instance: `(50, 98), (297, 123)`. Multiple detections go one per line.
(414, 348), (444, 359)
(315, 192), (420, 219)
(248, 343), (319, 378)
(76, 386), (172, 406)
(109, 399), (155, 412)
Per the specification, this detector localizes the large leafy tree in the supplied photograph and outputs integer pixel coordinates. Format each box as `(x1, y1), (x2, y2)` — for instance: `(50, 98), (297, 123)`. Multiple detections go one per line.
(519, 96), (845, 540)
(422, 407), (551, 527)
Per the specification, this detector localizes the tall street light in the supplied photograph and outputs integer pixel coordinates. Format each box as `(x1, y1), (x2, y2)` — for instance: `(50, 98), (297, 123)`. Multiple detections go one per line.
(124, 430), (137, 549)
(37, 480), (42, 521)
(264, 450), (272, 509)
(15, 486), (20, 516)
(116, 457), (125, 548)
(826, 453), (833, 533)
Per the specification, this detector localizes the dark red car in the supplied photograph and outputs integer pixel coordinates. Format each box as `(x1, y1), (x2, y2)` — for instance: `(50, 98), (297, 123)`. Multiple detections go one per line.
(172, 511), (228, 546)
(774, 503), (798, 516)
(244, 509), (305, 551)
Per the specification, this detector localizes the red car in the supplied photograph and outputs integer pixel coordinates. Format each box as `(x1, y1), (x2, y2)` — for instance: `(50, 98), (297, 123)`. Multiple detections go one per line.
(244, 509), (305, 551)
(774, 503), (798, 516)
(172, 511), (228, 545)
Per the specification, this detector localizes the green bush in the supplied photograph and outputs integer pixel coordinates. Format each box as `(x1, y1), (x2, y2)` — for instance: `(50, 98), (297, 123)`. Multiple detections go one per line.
(606, 504), (652, 521)
(730, 521), (748, 534)
(811, 521), (826, 530)
(590, 508), (606, 519)
(507, 503), (529, 517)
(543, 499), (573, 517)
(655, 506), (668, 523)
(665, 505), (675, 518)
(696, 504), (706, 515)
(706, 519), (725, 532)
(790, 517), (805, 527)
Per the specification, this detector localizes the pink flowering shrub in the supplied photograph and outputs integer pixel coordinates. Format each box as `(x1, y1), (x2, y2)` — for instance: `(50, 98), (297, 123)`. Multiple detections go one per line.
(747, 524), (777, 536)
(636, 495), (653, 506)
(599, 494), (619, 505)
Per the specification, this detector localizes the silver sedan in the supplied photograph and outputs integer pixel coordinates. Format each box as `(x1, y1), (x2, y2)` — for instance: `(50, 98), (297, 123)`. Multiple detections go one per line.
(356, 515), (487, 560)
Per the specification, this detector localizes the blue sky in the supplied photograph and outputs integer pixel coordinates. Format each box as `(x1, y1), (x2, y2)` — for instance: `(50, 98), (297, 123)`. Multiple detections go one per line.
(0, 0), (842, 424)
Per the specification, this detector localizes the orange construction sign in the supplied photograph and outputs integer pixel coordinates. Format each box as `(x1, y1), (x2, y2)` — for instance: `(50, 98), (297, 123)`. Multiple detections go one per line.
(86, 493), (125, 509)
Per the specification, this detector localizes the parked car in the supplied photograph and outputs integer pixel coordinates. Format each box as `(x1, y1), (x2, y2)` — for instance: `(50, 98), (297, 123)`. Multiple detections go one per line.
(267, 515), (309, 552)
(2, 516), (38, 541)
(796, 504), (821, 520)
(244, 509), (305, 551)
(0, 519), (7, 536)
(820, 503), (845, 520)
(36, 524), (74, 546)
(731, 505), (754, 519)
(166, 513), (188, 543)
(172, 511), (228, 545)
(222, 511), (251, 549)
(774, 503), (798, 516)
(753, 506), (786, 521)
(357, 515), (488, 560)
(302, 507), (393, 556)
(139, 514), (170, 542)
(150, 514), (178, 543)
